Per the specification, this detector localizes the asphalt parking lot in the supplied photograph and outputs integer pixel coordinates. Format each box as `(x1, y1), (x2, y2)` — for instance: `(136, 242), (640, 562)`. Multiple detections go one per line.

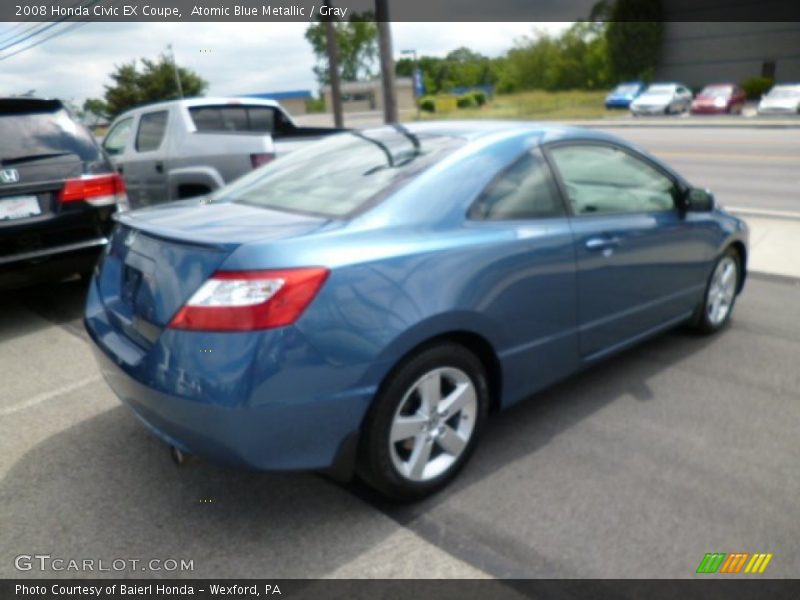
(2, 124), (799, 580)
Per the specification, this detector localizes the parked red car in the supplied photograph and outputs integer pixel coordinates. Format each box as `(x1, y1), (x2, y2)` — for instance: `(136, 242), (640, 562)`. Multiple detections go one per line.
(691, 84), (746, 114)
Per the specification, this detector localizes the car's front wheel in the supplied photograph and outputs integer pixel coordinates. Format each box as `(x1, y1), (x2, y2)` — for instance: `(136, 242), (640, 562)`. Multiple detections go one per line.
(357, 343), (489, 501)
(692, 248), (741, 334)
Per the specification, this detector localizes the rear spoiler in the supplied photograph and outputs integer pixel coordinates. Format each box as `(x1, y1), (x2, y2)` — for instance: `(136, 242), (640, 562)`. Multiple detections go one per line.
(0, 98), (63, 115)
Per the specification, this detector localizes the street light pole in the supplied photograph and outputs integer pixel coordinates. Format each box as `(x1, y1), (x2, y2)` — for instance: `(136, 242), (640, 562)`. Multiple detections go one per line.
(323, 2), (344, 128)
(402, 49), (419, 119)
(167, 44), (184, 98)
(375, 0), (398, 124)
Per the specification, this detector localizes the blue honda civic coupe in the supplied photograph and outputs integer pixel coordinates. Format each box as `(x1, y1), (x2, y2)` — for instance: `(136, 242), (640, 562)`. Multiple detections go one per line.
(85, 122), (748, 500)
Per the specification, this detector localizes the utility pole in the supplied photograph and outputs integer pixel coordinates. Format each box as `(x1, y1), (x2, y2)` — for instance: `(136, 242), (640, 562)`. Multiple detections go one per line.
(401, 49), (420, 119)
(324, 2), (344, 128)
(375, 0), (397, 123)
(167, 44), (184, 98)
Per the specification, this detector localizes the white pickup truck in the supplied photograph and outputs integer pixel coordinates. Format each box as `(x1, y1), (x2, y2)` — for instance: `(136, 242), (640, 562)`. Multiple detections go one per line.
(101, 97), (343, 208)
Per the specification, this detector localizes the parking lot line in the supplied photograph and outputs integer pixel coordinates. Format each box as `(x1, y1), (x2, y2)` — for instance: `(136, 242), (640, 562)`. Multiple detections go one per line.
(654, 151), (800, 163)
(0, 374), (101, 417)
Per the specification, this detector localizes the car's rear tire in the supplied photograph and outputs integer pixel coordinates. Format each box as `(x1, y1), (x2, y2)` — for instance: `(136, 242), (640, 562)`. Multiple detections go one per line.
(691, 247), (741, 334)
(357, 343), (489, 502)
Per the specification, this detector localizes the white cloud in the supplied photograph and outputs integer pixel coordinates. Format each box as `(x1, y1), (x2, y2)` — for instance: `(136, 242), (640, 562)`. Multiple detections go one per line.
(0, 21), (570, 104)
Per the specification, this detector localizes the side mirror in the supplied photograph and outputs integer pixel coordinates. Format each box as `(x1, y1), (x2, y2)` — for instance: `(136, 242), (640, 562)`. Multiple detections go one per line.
(683, 188), (715, 212)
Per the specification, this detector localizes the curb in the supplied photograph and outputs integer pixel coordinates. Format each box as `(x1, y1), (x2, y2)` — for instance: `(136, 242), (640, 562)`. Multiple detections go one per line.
(578, 120), (800, 130)
(749, 271), (800, 286)
(727, 207), (800, 222)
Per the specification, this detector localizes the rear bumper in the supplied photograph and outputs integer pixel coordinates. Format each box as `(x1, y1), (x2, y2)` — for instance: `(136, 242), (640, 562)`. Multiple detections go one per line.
(690, 105), (728, 114)
(630, 105), (667, 115)
(0, 242), (104, 288)
(757, 107), (798, 115)
(0, 236), (107, 266)
(0, 203), (115, 286)
(84, 279), (376, 472)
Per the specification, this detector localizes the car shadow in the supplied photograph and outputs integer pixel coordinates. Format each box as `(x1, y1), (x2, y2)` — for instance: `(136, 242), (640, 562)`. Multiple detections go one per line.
(353, 325), (729, 518)
(0, 277), (89, 343)
(0, 402), (419, 579)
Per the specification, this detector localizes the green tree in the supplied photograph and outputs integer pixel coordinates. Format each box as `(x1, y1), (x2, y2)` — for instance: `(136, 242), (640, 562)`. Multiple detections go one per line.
(82, 97), (108, 119)
(305, 13), (378, 85)
(86, 54), (207, 118)
(394, 48), (499, 95)
(605, 0), (663, 82)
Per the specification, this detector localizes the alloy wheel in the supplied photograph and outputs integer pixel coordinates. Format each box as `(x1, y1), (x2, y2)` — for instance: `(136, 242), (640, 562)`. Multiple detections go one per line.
(706, 256), (737, 326)
(388, 367), (478, 482)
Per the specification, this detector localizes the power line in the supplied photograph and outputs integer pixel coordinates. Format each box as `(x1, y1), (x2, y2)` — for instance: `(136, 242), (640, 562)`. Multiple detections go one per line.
(0, 21), (91, 62)
(0, 21), (37, 44)
(0, 0), (92, 45)
(0, 21), (50, 45)
(0, 0), (100, 54)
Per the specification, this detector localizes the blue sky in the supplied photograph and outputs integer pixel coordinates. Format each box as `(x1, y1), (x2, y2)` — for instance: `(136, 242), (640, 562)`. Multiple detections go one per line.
(0, 22), (569, 104)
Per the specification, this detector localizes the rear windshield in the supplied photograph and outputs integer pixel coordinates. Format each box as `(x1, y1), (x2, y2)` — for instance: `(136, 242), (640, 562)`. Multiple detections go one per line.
(767, 86), (800, 98)
(645, 85), (675, 95)
(614, 84), (640, 95)
(189, 105), (277, 133)
(210, 129), (464, 217)
(701, 86), (733, 97)
(0, 101), (99, 162)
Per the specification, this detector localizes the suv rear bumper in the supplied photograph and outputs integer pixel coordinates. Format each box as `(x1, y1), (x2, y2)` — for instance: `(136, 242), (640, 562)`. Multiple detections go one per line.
(0, 241), (105, 288)
(0, 236), (107, 266)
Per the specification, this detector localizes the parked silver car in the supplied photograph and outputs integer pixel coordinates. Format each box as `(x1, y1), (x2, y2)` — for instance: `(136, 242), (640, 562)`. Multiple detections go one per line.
(102, 97), (342, 208)
(630, 83), (693, 116)
(757, 84), (800, 115)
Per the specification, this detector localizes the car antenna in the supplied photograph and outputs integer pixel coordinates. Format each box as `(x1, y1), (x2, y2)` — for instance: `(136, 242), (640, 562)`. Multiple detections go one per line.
(391, 123), (420, 153)
(349, 130), (394, 167)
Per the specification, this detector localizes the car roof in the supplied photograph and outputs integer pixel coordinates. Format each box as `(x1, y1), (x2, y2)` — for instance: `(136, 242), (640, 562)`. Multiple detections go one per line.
(114, 96), (281, 118)
(356, 120), (621, 146)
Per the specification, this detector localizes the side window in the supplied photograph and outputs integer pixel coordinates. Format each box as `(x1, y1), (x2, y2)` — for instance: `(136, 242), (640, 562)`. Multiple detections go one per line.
(469, 150), (564, 220)
(548, 144), (677, 216)
(135, 111), (168, 152)
(189, 106), (275, 133)
(248, 107), (276, 133)
(103, 117), (133, 156)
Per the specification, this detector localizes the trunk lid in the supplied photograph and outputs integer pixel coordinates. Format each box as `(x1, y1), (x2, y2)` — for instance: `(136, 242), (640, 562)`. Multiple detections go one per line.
(96, 200), (330, 346)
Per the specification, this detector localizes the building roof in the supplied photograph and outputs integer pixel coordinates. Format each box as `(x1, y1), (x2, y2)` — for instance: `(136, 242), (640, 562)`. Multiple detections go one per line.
(323, 78), (413, 93)
(241, 90), (312, 101)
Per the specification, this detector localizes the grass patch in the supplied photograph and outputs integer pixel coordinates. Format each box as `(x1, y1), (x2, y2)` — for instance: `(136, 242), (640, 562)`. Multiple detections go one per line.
(414, 90), (618, 121)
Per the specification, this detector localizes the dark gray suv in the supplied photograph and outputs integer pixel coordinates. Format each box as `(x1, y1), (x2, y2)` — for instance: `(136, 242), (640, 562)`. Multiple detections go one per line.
(0, 97), (126, 288)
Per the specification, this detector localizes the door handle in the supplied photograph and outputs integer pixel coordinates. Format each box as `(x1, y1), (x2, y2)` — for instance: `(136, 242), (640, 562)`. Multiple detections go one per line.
(154, 162), (164, 173)
(585, 237), (621, 251)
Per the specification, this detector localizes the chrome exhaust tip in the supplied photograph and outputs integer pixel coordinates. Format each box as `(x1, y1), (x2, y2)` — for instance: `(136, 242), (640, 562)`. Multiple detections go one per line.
(170, 445), (188, 466)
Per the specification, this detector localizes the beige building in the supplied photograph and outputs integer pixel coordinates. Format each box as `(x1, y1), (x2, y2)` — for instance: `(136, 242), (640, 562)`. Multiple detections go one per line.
(323, 77), (416, 113)
(240, 91), (311, 116)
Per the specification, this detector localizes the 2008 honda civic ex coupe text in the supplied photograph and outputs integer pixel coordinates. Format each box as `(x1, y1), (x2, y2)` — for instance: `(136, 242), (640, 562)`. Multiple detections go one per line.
(85, 122), (748, 500)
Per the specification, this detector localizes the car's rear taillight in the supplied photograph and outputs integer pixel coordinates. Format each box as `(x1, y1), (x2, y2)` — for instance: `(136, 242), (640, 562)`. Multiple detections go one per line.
(250, 153), (275, 169)
(168, 267), (329, 331)
(58, 173), (128, 207)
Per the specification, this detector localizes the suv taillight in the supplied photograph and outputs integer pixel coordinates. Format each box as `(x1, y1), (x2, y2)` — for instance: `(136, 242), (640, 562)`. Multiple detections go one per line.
(168, 267), (329, 331)
(250, 153), (275, 169)
(58, 173), (127, 207)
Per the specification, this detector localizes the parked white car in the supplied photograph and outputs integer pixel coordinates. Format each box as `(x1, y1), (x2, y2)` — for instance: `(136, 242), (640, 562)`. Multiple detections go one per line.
(757, 84), (800, 115)
(630, 83), (693, 116)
